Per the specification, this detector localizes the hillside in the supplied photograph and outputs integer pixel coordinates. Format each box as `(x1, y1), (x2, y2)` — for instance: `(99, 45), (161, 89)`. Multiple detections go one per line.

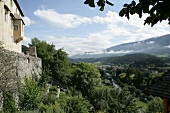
(71, 34), (170, 59)
(103, 53), (166, 67)
(69, 53), (169, 67)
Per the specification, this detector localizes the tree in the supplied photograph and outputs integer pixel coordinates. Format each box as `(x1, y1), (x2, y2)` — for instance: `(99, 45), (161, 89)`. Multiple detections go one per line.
(84, 0), (170, 26)
(29, 38), (72, 86)
(29, 37), (56, 68)
(107, 87), (141, 113)
(3, 91), (17, 113)
(19, 78), (42, 111)
(71, 62), (102, 97)
(51, 48), (72, 86)
(146, 97), (163, 113)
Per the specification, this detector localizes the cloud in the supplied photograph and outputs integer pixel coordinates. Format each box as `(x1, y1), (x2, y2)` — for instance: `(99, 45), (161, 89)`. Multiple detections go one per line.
(147, 41), (155, 44)
(22, 36), (31, 46)
(32, 9), (170, 55)
(23, 16), (35, 26)
(34, 9), (91, 28)
(165, 45), (170, 48)
(41, 33), (115, 56)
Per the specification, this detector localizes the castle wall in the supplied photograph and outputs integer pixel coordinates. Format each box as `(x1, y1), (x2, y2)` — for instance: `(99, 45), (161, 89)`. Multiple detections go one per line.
(0, 48), (42, 110)
(0, 47), (42, 84)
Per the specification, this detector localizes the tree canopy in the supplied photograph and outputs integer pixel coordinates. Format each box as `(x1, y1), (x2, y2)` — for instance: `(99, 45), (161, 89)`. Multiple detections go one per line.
(84, 0), (170, 26)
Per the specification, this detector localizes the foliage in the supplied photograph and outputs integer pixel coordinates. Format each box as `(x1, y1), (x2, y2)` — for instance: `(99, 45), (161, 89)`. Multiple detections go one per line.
(84, 0), (114, 11)
(38, 67), (51, 88)
(19, 78), (42, 111)
(104, 53), (165, 67)
(3, 91), (17, 113)
(51, 48), (72, 85)
(7, 38), (166, 113)
(119, 0), (170, 26)
(146, 97), (163, 113)
(29, 38), (72, 86)
(84, 0), (170, 26)
(107, 87), (141, 113)
(57, 93), (90, 113)
(38, 101), (64, 113)
(71, 62), (102, 97)
(29, 37), (56, 68)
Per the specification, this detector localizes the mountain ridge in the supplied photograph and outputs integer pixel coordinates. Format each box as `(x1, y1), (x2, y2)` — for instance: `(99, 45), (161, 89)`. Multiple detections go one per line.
(70, 34), (170, 59)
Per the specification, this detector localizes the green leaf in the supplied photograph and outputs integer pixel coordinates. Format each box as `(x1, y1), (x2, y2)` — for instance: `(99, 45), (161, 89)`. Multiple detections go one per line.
(97, 0), (104, 6)
(143, 6), (149, 13)
(119, 8), (126, 17)
(106, 0), (114, 6)
(84, 0), (89, 4)
(136, 3), (142, 18)
(126, 9), (130, 19)
(100, 4), (105, 11)
(131, 1), (136, 6)
(123, 3), (128, 7)
(89, 0), (95, 7)
(130, 7), (136, 15)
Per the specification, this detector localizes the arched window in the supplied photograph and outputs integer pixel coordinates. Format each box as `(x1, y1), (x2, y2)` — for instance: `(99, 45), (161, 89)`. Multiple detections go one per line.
(26, 57), (30, 63)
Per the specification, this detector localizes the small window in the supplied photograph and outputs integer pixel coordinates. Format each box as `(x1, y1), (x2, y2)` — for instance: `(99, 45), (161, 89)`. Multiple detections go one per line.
(14, 25), (18, 31)
(26, 58), (30, 63)
(4, 8), (8, 22)
(11, 17), (13, 29)
(10, 0), (13, 7)
(16, 8), (17, 14)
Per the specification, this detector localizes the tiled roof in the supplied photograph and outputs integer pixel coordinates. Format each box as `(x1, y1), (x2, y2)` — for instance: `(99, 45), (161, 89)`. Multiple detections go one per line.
(145, 71), (170, 99)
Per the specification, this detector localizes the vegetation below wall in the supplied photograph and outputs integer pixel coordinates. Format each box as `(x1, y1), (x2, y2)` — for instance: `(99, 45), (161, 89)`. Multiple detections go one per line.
(0, 38), (167, 113)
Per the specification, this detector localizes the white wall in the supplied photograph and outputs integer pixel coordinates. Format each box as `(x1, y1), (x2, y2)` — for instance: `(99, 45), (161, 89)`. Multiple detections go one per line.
(0, 0), (24, 53)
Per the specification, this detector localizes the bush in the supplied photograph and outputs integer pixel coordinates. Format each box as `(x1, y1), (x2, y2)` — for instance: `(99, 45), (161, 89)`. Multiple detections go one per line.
(146, 97), (163, 113)
(19, 78), (42, 110)
(135, 89), (141, 97)
(3, 91), (17, 113)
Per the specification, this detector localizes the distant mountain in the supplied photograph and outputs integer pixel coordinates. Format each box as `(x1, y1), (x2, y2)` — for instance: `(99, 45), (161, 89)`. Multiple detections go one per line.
(104, 53), (166, 66)
(70, 34), (170, 59)
(69, 53), (170, 67)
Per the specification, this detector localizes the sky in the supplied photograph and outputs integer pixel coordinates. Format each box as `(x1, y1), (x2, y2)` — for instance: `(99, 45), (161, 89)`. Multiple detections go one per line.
(18, 0), (170, 56)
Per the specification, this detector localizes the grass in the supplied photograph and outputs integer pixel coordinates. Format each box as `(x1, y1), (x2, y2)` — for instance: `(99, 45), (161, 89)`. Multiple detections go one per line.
(135, 98), (148, 110)
(156, 53), (169, 58)
(150, 73), (163, 77)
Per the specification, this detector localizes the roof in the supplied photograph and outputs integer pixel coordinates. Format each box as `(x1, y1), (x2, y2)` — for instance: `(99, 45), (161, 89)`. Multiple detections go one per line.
(12, 13), (25, 25)
(144, 70), (170, 99)
(13, 0), (24, 17)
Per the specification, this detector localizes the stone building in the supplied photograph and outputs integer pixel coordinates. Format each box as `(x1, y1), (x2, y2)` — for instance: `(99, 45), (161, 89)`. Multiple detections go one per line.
(0, 0), (41, 80)
(0, 0), (42, 110)
(0, 0), (24, 53)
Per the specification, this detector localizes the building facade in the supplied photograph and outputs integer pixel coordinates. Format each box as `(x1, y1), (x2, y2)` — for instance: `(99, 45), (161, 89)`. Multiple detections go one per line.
(0, 0), (24, 53)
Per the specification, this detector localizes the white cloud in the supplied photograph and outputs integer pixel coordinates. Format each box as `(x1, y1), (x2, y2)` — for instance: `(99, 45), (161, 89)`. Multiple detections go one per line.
(23, 17), (35, 26)
(22, 36), (31, 46)
(34, 9), (91, 28)
(165, 45), (170, 48)
(32, 9), (170, 55)
(42, 35), (113, 56)
(147, 41), (155, 44)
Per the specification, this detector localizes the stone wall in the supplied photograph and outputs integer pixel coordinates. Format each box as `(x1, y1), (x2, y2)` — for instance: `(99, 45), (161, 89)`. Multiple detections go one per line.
(0, 47), (42, 110)
(0, 47), (41, 82)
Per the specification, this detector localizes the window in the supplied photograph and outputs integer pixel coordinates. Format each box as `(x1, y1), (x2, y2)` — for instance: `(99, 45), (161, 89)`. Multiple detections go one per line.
(4, 8), (8, 22)
(10, 0), (13, 7)
(26, 58), (30, 63)
(11, 17), (13, 29)
(14, 25), (18, 31)
(16, 8), (17, 14)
